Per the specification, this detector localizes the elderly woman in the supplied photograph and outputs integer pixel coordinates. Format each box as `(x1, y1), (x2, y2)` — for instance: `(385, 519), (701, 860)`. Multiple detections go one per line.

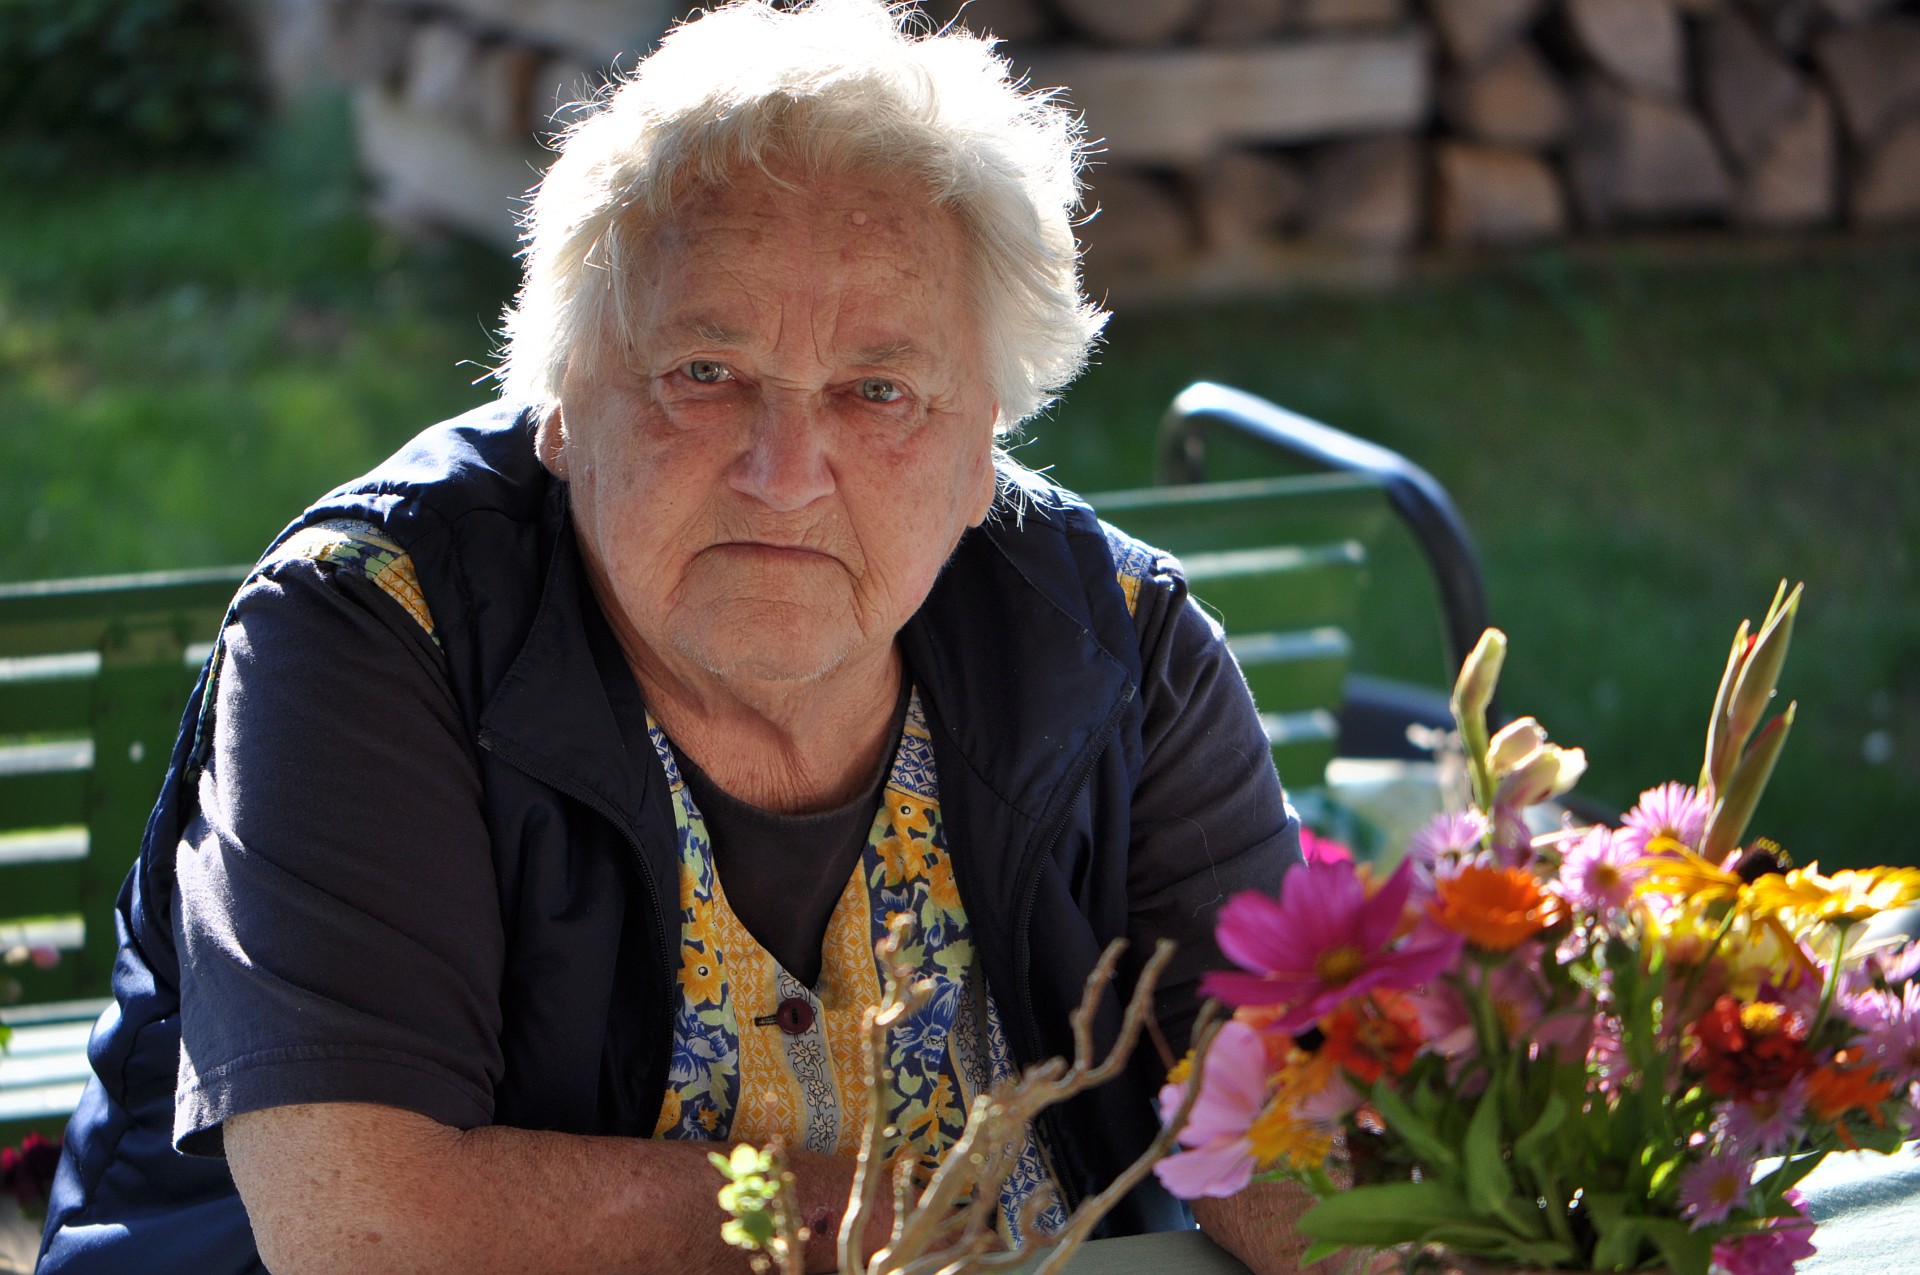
(41, 3), (1298, 1272)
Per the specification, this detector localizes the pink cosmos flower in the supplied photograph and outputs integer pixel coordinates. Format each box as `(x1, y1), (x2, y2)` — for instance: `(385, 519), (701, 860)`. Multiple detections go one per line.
(1710, 1192), (1817, 1275)
(1678, 1147), (1754, 1229)
(1202, 858), (1464, 1033)
(1153, 1020), (1269, 1198)
(1619, 782), (1711, 858)
(1718, 1077), (1809, 1156)
(1298, 827), (1353, 866)
(1558, 825), (1645, 915)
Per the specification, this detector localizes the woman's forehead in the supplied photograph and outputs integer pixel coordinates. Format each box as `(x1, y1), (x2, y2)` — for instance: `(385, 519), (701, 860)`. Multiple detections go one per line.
(654, 165), (956, 251)
(634, 171), (976, 353)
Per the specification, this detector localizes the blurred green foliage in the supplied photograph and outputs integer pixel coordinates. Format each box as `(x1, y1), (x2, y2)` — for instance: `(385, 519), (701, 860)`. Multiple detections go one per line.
(0, 0), (262, 164)
(1021, 248), (1920, 869)
(0, 99), (516, 577)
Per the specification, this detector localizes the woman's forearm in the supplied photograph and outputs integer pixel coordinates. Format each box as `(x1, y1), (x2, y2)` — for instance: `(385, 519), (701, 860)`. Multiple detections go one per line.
(226, 1102), (875, 1274)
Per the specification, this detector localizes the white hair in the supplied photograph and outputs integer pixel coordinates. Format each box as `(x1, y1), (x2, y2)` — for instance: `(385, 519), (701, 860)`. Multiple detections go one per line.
(495, 0), (1106, 432)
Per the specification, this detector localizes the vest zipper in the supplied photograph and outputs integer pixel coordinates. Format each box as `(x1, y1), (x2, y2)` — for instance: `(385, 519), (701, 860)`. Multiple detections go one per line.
(476, 731), (678, 1102)
(1010, 683), (1135, 1215)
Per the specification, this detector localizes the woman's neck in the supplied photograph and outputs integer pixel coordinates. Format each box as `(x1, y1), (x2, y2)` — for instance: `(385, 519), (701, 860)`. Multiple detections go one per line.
(627, 637), (905, 815)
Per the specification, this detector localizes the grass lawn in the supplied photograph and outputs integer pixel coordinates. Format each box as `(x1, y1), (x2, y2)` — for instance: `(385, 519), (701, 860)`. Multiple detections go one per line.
(4, 101), (1915, 866)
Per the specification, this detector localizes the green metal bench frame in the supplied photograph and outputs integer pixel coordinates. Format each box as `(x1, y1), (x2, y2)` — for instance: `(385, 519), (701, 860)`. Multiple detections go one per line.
(0, 565), (247, 1139)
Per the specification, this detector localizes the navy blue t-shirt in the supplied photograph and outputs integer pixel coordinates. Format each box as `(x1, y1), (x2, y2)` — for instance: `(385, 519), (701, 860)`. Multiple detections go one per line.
(170, 540), (1291, 1155)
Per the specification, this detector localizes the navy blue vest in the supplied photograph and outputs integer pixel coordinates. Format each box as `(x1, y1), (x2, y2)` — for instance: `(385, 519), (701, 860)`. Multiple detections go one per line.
(40, 403), (1182, 1271)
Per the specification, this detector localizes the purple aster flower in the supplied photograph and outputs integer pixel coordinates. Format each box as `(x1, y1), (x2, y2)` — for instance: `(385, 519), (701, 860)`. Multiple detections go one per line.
(1407, 810), (1491, 885)
(1679, 1147), (1754, 1229)
(1619, 782), (1711, 857)
(1559, 825), (1645, 915)
(1880, 941), (1920, 986)
(1717, 1077), (1809, 1156)
(1711, 1192), (1817, 1275)
(1861, 981), (1920, 1087)
(1202, 857), (1464, 1033)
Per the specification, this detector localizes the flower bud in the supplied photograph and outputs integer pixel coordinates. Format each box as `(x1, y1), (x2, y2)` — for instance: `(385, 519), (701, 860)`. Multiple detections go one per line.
(1488, 718), (1547, 774)
(1495, 745), (1588, 809)
(1452, 628), (1507, 727)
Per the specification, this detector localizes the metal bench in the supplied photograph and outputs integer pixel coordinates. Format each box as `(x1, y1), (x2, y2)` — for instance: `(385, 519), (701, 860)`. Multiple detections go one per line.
(1090, 382), (1490, 835)
(0, 566), (246, 1143)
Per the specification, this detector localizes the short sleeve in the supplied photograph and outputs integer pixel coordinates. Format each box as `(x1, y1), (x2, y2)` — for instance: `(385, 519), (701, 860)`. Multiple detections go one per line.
(1106, 526), (1300, 1054)
(171, 528), (505, 1156)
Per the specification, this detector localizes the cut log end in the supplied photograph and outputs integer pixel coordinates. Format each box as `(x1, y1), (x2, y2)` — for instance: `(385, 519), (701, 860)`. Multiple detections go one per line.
(1435, 142), (1569, 245)
(1301, 136), (1426, 250)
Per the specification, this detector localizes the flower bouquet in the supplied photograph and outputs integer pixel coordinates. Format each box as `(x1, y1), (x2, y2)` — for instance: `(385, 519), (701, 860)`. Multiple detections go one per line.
(1156, 584), (1920, 1275)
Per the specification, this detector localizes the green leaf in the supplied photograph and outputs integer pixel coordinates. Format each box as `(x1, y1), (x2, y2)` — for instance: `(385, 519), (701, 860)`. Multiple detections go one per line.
(1704, 702), (1795, 860)
(1371, 1079), (1461, 1178)
(1423, 1223), (1572, 1265)
(1647, 1154), (1683, 1198)
(1513, 1091), (1569, 1166)
(1754, 1150), (1825, 1199)
(1297, 1181), (1472, 1245)
(1589, 1219), (1646, 1272)
(1463, 1091), (1517, 1221)
(1642, 1217), (1715, 1275)
(1298, 1240), (1348, 1267)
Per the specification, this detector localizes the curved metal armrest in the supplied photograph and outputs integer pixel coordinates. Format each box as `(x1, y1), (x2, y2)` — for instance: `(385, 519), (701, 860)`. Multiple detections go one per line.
(1157, 381), (1491, 680)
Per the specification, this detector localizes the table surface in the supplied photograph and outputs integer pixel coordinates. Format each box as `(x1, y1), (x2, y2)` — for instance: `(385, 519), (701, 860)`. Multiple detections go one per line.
(1031, 1145), (1920, 1273)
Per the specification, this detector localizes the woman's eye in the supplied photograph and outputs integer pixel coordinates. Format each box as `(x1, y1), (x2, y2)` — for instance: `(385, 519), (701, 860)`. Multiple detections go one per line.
(858, 378), (903, 403)
(685, 360), (731, 384)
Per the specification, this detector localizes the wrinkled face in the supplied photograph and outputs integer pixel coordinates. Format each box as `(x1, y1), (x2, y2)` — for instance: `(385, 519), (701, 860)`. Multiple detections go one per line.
(545, 168), (999, 688)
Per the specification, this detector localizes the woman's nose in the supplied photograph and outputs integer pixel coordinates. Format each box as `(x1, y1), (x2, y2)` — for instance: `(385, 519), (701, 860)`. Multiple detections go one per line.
(728, 397), (835, 511)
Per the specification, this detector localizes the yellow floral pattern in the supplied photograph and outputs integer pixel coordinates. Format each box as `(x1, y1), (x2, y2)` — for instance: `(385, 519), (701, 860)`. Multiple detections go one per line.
(277, 520), (438, 642)
(649, 690), (1066, 1240)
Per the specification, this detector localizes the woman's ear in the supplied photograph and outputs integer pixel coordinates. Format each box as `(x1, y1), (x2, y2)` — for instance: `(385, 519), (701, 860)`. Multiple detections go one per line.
(534, 408), (569, 480)
(968, 409), (1003, 526)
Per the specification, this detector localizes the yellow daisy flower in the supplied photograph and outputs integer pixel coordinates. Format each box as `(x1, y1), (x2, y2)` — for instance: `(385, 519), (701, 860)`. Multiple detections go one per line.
(1744, 864), (1920, 933)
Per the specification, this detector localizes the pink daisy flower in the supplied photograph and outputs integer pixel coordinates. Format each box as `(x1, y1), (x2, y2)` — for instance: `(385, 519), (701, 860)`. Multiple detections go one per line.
(1619, 782), (1711, 857)
(1558, 825), (1645, 915)
(1711, 1192), (1817, 1275)
(1407, 810), (1491, 885)
(1202, 858), (1464, 1033)
(1879, 941), (1920, 986)
(1717, 1077), (1809, 1156)
(1861, 981), (1920, 1087)
(1154, 1020), (1269, 1198)
(1678, 1148), (1754, 1229)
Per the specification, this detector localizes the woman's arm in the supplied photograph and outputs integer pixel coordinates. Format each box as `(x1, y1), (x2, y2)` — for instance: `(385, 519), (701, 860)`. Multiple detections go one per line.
(227, 1103), (885, 1275)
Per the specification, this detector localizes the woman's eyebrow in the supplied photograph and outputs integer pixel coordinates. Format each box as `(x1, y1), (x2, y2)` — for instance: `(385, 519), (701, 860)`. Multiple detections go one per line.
(679, 318), (745, 345)
(851, 339), (924, 366)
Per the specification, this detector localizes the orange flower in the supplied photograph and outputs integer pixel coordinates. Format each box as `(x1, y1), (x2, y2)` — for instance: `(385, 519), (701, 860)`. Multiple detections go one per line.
(1430, 865), (1562, 951)
(1807, 1054), (1896, 1123)
(1321, 990), (1424, 1084)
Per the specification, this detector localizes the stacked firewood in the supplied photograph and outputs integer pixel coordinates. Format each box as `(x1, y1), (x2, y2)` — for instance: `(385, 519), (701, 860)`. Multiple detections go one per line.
(298, 0), (1920, 292)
